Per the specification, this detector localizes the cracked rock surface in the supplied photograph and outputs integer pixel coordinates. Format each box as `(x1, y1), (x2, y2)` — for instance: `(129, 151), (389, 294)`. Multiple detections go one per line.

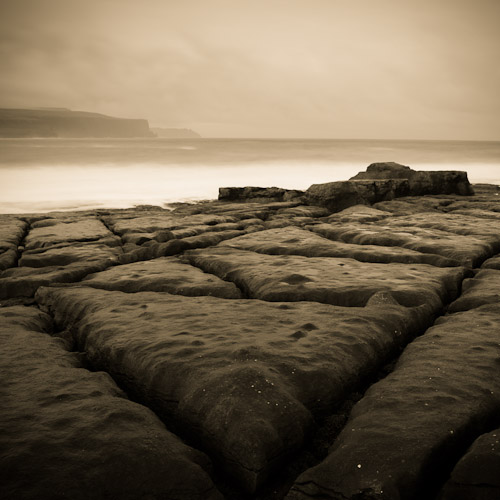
(1, 185), (500, 499)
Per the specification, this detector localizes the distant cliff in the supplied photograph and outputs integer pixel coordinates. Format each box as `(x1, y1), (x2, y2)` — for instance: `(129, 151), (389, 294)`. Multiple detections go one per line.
(0, 108), (154, 138)
(151, 127), (201, 138)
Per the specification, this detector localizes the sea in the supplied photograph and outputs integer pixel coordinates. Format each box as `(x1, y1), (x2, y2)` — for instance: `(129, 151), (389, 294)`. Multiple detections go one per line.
(1, 138), (500, 214)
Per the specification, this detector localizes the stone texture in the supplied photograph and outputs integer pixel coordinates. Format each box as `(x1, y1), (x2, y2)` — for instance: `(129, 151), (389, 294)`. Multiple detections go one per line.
(219, 186), (304, 202)
(440, 429), (500, 500)
(220, 226), (460, 267)
(351, 162), (474, 196)
(447, 268), (500, 312)
(82, 256), (242, 298)
(306, 179), (410, 212)
(184, 246), (466, 311)
(0, 305), (221, 500)
(19, 243), (122, 268)
(310, 221), (495, 267)
(25, 219), (116, 250)
(36, 286), (428, 493)
(287, 304), (500, 500)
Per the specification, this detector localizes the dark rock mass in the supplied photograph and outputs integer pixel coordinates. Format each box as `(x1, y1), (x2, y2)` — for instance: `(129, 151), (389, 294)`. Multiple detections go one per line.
(351, 161), (474, 196)
(219, 186), (305, 202)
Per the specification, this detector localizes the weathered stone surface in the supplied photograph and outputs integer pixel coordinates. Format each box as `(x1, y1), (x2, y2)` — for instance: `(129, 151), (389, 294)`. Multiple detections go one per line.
(19, 243), (122, 268)
(287, 304), (500, 500)
(0, 262), (111, 299)
(219, 186), (304, 202)
(36, 286), (428, 493)
(0, 249), (18, 271)
(306, 179), (409, 212)
(325, 204), (392, 223)
(351, 162), (474, 196)
(310, 221), (494, 267)
(25, 219), (115, 250)
(482, 254), (500, 270)
(184, 246), (466, 311)
(440, 429), (500, 500)
(82, 256), (242, 297)
(374, 212), (500, 243)
(0, 306), (220, 500)
(219, 227), (460, 267)
(0, 217), (27, 252)
(448, 269), (500, 312)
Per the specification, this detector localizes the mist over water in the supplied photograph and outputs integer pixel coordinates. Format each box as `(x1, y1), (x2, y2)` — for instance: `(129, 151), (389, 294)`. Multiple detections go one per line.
(1, 138), (499, 213)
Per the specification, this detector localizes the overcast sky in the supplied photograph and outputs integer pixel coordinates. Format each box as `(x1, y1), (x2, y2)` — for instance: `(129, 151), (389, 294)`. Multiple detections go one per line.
(1, 0), (499, 139)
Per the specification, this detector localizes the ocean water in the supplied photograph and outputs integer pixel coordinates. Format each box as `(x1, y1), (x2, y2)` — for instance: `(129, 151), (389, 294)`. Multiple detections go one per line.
(1, 138), (499, 214)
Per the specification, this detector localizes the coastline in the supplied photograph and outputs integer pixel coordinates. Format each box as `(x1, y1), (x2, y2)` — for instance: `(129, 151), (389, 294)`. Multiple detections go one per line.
(2, 166), (500, 500)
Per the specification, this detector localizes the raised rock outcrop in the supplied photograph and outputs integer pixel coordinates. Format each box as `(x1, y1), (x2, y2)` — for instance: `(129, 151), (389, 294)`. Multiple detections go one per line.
(447, 269), (500, 312)
(0, 305), (221, 500)
(351, 162), (474, 196)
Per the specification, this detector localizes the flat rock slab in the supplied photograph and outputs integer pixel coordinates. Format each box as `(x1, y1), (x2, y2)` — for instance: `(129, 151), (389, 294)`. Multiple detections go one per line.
(184, 246), (466, 311)
(220, 227), (459, 267)
(448, 268), (500, 312)
(310, 222), (494, 267)
(36, 286), (428, 492)
(373, 212), (500, 242)
(107, 213), (239, 235)
(325, 204), (392, 223)
(287, 303), (500, 500)
(0, 306), (220, 500)
(440, 428), (500, 500)
(0, 217), (27, 252)
(82, 256), (242, 298)
(0, 262), (111, 299)
(25, 219), (114, 250)
(482, 254), (500, 270)
(19, 243), (122, 268)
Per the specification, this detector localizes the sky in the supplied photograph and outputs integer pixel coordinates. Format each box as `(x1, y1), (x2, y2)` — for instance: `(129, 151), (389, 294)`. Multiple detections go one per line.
(1, 0), (499, 139)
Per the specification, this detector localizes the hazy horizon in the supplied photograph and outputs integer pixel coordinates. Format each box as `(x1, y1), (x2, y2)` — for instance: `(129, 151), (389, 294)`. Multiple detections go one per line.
(1, 0), (500, 140)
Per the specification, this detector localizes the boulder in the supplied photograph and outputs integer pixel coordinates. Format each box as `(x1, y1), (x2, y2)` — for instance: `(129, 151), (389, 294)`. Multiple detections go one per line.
(351, 161), (474, 196)
(305, 179), (409, 212)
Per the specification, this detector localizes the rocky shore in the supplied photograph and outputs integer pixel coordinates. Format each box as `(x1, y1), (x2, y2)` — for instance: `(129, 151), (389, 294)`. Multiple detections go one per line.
(1, 163), (500, 500)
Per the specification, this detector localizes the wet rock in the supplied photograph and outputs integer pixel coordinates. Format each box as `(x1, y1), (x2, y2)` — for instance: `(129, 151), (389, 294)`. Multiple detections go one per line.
(184, 246), (466, 311)
(36, 286), (428, 493)
(306, 178), (409, 212)
(220, 226), (460, 267)
(287, 303), (500, 500)
(440, 428), (500, 500)
(448, 269), (500, 312)
(351, 162), (474, 196)
(82, 256), (242, 298)
(0, 306), (221, 500)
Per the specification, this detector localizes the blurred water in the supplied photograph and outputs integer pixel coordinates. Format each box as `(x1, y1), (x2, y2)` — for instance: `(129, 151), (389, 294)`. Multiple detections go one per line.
(1, 138), (499, 213)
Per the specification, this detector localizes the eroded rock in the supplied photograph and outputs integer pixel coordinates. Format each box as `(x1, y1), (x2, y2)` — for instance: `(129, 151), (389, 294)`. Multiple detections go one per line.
(184, 246), (466, 310)
(448, 268), (500, 312)
(36, 286), (428, 493)
(287, 304), (500, 500)
(0, 305), (221, 500)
